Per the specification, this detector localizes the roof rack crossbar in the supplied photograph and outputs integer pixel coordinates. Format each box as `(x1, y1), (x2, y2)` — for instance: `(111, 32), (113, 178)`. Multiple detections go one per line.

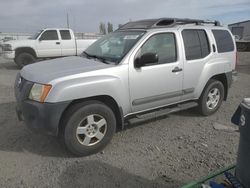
(117, 18), (221, 30)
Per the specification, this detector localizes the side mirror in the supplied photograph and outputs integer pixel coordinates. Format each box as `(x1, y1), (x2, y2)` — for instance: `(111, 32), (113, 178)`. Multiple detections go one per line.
(38, 37), (43, 41)
(134, 52), (158, 68)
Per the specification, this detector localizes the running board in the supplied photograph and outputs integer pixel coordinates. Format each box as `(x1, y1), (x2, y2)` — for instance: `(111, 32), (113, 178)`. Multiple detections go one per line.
(127, 101), (198, 125)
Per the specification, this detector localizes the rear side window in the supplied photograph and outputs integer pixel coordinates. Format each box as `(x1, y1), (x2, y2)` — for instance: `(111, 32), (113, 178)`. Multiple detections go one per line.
(40, 30), (58, 40)
(182, 29), (210, 60)
(212, 30), (234, 53)
(60, 30), (71, 40)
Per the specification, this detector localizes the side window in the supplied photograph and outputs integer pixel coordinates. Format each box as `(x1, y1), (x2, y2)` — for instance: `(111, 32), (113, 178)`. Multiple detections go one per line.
(182, 29), (210, 60)
(60, 30), (71, 40)
(138, 33), (177, 64)
(212, 30), (234, 53)
(40, 30), (58, 40)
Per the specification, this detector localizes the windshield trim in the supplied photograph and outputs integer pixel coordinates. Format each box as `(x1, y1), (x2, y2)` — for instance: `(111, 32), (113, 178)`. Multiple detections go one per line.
(83, 30), (146, 65)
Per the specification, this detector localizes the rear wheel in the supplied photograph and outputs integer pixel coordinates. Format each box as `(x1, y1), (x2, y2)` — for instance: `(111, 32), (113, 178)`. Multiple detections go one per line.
(62, 101), (116, 156)
(15, 52), (36, 68)
(198, 79), (224, 116)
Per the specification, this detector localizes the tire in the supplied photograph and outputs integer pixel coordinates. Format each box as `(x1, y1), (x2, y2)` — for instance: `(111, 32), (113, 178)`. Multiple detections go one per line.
(198, 79), (224, 116)
(62, 101), (116, 156)
(15, 52), (36, 68)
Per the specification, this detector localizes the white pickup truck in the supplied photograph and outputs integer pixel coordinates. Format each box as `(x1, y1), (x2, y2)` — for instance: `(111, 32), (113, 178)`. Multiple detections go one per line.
(1, 28), (97, 68)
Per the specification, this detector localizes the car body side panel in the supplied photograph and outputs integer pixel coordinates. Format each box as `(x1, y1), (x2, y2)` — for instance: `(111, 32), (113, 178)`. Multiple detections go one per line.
(46, 65), (131, 115)
(179, 27), (236, 101)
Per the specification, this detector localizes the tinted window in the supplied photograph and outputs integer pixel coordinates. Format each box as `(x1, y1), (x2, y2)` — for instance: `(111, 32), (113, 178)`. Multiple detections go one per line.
(60, 30), (71, 40)
(182, 29), (210, 60)
(138, 33), (177, 65)
(40, 30), (58, 40)
(212, 30), (234, 53)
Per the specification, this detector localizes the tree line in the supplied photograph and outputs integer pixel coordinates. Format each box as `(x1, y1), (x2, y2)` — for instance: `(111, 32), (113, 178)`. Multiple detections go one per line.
(99, 22), (123, 34)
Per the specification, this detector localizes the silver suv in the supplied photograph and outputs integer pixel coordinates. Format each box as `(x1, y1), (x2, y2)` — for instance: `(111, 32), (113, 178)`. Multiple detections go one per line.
(15, 18), (236, 156)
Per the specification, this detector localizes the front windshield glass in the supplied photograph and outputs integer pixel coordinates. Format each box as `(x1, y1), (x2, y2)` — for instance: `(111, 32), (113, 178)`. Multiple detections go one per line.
(83, 31), (145, 64)
(30, 30), (43, 40)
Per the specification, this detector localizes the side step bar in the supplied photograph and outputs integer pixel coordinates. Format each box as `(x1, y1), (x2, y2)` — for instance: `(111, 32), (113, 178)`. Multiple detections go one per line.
(126, 101), (198, 125)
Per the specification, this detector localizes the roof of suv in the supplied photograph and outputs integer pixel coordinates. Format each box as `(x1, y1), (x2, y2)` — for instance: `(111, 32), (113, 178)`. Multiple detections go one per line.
(117, 18), (221, 31)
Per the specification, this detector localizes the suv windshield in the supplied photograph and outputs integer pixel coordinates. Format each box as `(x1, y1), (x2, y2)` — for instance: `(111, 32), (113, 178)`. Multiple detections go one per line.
(83, 31), (145, 64)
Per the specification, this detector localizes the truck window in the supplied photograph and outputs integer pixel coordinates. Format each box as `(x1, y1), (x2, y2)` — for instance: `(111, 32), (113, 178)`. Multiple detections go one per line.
(182, 29), (210, 60)
(40, 30), (58, 40)
(60, 30), (71, 40)
(212, 30), (234, 53)
(138, 33), (177, 64)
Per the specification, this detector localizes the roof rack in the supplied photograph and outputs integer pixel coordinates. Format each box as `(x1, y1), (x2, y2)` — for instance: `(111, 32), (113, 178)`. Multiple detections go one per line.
(117, 18), (221, 30)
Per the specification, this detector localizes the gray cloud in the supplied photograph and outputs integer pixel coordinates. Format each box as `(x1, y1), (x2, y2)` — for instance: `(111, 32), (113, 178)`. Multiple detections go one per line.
(0, 0), (249, 33)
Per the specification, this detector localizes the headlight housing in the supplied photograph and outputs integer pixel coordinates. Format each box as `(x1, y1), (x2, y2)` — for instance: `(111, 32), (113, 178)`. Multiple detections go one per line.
(2, 44), (12, 51)
(29, 83), (52, 102)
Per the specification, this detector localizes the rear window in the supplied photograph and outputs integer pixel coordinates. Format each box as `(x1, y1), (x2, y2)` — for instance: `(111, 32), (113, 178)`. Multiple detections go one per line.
(212, 30), (234, 53)
(60, 30), (71, 40)
(182, 29), (210, 60)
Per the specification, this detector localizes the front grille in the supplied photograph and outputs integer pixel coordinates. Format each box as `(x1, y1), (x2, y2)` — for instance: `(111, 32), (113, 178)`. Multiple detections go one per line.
(14, 73), (33, 102)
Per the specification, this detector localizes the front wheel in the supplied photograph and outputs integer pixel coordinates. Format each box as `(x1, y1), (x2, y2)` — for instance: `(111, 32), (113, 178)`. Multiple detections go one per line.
(15, 52), (36, 68)
(62, 101), (116, 156)
(198, 79), (224, 116)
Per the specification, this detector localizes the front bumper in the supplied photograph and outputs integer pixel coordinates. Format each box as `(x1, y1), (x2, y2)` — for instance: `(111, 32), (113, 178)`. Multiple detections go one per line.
(2, 51), (15, 59)
(16, 100), (70, 136)
(14, 73), (71, 136)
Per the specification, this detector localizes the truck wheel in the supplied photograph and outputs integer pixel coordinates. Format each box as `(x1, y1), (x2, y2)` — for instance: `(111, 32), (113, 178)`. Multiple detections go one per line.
(15, 52), (36, 68)
(198, 79), (224, 116)
(62, 101), (116, 156)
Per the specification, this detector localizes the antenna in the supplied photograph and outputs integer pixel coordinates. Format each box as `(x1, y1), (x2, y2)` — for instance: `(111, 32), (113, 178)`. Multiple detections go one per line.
(67, 13), (70, 28)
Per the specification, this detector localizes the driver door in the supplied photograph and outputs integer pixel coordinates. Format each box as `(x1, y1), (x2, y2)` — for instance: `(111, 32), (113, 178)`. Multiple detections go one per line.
(129, 32), (184, 112)
(36, 30), (62, 57)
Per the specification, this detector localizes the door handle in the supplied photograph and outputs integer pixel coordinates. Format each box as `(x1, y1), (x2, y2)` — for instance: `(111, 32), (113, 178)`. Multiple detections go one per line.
(56, 42), (60, 45)
(172, 67), (183, 73)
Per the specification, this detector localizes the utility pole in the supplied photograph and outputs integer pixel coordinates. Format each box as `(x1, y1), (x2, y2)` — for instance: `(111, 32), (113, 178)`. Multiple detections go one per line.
(67, 13), (70, 28)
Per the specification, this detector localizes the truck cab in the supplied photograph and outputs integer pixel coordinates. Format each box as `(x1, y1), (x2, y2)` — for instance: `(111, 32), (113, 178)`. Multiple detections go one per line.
(2, 28), (96, 68)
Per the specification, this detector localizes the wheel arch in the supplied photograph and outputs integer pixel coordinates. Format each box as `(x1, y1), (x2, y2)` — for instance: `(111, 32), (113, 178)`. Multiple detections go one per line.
(210, 73), (229, 100)
(15, 47), (37, 58)
(58, 95), (124, 136)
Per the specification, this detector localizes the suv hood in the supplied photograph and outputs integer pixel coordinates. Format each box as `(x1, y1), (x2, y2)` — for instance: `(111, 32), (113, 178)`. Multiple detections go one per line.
(20, 56), (114, 83)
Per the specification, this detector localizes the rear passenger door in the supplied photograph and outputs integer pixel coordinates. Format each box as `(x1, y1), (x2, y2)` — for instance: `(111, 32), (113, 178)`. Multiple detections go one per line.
(181, 29), (211, 101)
(36, 30), (62, 57)
(59, 30), (76, 56)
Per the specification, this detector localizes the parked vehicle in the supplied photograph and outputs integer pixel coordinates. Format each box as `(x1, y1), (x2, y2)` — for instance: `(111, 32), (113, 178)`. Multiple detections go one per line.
(15, 18), (236, 156)
(1, 28), (96, 68)
(228, 20), (250, 51)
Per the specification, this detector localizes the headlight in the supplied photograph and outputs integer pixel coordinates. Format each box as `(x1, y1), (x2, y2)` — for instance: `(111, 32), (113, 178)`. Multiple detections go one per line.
(2, 44), (12, 51)
(29, 83), (52, 102)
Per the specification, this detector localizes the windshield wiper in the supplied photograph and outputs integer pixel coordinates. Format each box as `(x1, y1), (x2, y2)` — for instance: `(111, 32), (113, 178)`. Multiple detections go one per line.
(82, 51), (109, 64)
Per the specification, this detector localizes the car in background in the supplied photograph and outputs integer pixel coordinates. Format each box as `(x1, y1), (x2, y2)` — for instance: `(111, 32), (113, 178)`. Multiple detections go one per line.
(1, 28), (97, 68)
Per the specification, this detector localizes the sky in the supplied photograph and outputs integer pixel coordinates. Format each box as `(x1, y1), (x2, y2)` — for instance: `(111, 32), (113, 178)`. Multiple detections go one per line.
(0, 0), (249, 33)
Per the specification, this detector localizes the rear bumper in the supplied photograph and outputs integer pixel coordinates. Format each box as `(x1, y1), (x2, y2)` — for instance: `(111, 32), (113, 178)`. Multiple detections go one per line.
(16, 100), (70, 136)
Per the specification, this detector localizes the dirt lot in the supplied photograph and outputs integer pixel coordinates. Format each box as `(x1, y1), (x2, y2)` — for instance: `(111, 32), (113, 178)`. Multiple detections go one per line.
(0, 54), (249, 188)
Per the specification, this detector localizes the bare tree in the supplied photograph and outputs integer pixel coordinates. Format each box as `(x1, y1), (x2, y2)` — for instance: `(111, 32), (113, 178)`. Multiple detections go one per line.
(107, 22), (113, 33)
(99, 22), (106, 35)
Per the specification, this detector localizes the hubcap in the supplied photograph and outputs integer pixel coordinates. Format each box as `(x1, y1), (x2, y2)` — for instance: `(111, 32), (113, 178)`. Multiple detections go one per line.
(206, 88), (220, 110)
(76, 114), (107, 146)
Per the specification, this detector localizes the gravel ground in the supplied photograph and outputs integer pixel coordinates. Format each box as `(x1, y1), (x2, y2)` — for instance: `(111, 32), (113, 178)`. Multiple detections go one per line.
(0, 54), (249, 188)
